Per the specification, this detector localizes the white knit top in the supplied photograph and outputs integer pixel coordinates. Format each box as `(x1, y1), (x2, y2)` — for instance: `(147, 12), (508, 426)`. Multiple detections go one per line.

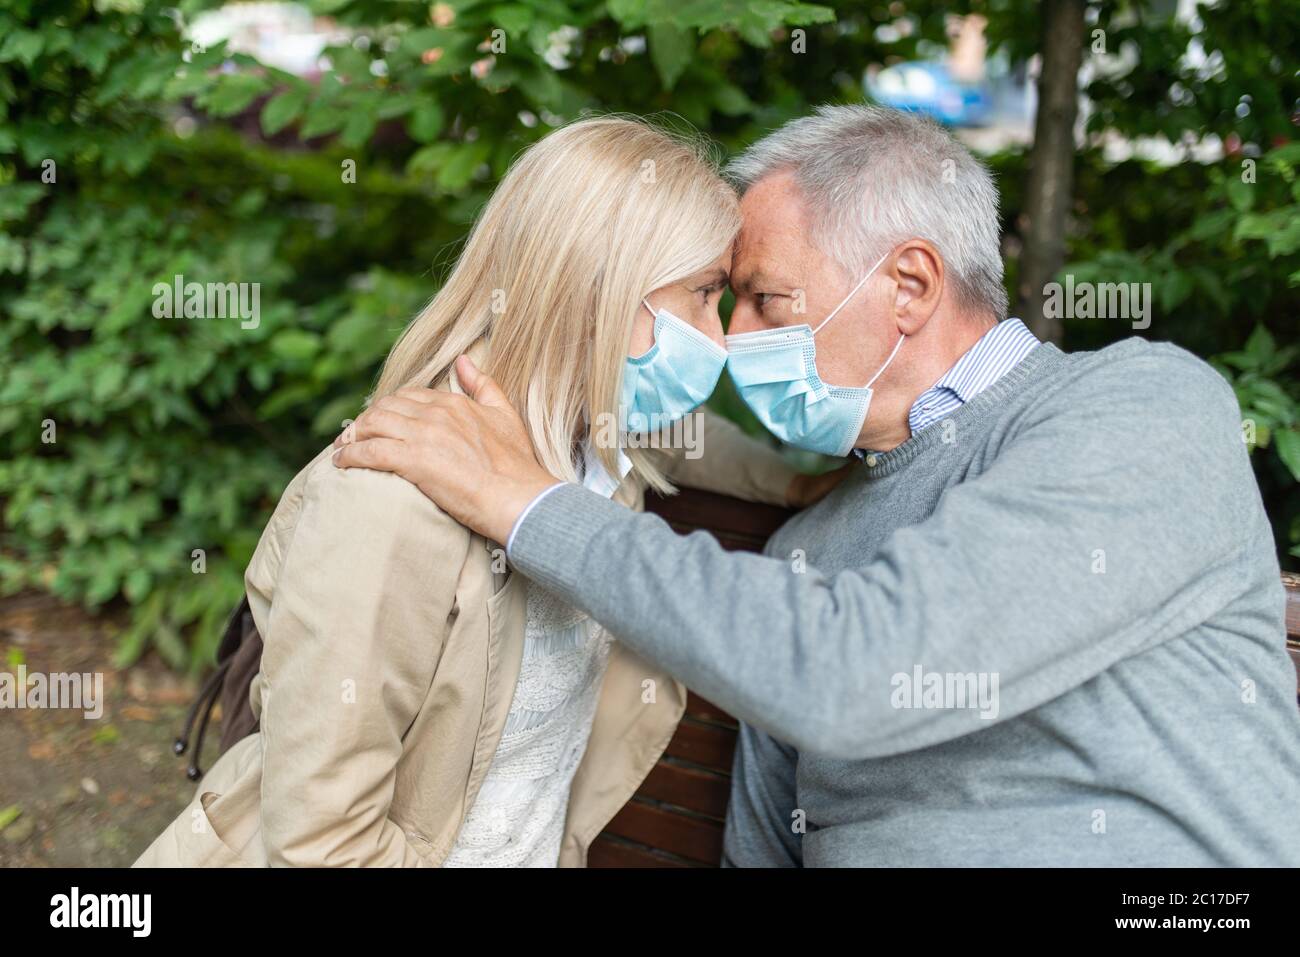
(442, 444), (633, 868)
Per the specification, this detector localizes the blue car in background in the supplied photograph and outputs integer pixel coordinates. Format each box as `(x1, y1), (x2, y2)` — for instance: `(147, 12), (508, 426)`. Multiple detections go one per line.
(865, 61), (993, 127)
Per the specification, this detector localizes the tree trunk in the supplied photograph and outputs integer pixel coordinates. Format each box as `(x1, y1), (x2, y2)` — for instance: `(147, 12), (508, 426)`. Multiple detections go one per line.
(1014, 0), (1086, 343)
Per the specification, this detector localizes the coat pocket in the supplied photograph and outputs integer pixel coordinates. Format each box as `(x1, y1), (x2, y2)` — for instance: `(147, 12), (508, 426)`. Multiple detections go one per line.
(134, 791), (251, 868)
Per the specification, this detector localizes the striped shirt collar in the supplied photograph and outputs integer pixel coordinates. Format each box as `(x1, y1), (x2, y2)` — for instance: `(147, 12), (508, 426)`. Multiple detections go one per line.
(906, 317), (1039, 436)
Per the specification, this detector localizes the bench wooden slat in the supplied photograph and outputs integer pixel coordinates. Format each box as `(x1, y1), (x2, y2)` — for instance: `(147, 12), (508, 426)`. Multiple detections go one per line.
(637, 761), (731, 819)
(601, 799), (724, 865)
(1285, 573), (1300, 637)
(1284, 573), (1300, 690)
(662, 717), (737, 773)
(587, 835), (694, 868)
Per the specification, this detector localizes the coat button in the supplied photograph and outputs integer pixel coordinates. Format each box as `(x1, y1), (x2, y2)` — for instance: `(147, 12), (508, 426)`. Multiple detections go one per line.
(865, 453), (879, 467)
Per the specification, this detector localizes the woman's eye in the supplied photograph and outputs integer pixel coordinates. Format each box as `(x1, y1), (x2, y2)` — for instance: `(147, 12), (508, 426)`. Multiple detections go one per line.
(757, 293), (776, 308)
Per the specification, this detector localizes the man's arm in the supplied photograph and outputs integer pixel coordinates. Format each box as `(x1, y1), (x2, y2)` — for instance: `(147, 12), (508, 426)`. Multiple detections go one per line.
(334, 350), (1255, 760)
(722, 722), (802, 867)
(658, 409), (794, 506)
(658, 409), (849, 508)
(504, 348), (1255, 758)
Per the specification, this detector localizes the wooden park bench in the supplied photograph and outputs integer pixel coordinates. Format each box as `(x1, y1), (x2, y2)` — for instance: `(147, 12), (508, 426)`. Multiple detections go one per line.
(587, 487), (1300, 868)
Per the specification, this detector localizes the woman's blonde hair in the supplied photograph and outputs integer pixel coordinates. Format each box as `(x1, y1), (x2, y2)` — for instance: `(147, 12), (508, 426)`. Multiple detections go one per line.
(372, 115), (741, 492)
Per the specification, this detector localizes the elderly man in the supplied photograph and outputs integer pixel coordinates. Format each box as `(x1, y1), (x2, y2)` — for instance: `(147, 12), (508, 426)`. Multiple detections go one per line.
(335, 106), (1300, 866)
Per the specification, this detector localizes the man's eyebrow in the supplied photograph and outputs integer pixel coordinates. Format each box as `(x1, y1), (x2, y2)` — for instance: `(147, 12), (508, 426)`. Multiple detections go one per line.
(733, 268), (780, 293)
(690, 267), (728, 287)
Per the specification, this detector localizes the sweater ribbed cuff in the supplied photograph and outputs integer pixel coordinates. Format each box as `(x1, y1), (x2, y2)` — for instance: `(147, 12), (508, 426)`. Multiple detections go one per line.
(504, 482), (565, 556)
(507, 482), (628, 596)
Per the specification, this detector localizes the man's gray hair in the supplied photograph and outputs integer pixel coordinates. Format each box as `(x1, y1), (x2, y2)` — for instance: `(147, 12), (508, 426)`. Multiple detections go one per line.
(725, 104), (1008, 319)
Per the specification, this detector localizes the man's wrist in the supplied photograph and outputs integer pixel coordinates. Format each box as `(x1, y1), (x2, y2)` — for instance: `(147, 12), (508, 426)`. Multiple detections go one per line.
(503, 481), (565, 557)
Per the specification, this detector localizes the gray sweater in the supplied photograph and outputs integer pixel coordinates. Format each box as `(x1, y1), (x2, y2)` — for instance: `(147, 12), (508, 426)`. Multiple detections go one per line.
(510, 338), (1300, 865)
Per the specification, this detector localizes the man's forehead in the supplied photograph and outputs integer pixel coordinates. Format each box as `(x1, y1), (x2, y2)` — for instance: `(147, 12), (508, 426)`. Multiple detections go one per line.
(732, 219), (806, 291)
(733, 172), (813, 289)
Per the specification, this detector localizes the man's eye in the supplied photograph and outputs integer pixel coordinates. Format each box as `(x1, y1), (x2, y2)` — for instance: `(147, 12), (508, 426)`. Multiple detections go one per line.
(757, 293), (777, 308)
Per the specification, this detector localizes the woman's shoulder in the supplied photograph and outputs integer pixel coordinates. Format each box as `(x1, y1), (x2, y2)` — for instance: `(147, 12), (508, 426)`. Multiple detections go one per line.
(300, 442), (445, 513)
(246, 442), (473, 605)
(284, 442), (460, 531)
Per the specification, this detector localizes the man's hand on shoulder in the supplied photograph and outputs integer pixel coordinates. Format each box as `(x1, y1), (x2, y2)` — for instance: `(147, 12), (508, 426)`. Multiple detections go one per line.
(332, 355), (560, 545)
(786, 464), (852, 508)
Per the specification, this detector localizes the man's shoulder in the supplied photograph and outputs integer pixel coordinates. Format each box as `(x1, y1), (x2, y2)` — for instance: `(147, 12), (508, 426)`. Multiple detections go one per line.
(1041, 336), (1237, 420)
(992, 336), (1247, 482)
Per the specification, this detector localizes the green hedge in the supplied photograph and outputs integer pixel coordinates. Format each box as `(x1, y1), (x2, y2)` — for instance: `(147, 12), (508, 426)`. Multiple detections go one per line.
(2, 0), (1296, 671)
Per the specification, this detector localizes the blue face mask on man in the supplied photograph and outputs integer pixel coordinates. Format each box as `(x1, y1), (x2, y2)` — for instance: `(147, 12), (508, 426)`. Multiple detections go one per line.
(724, 252), (904, 457)
(620, 300), (728, 432)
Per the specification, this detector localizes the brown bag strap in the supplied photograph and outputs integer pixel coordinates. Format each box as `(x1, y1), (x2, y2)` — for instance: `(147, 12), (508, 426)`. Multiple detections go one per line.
(174, 596), (256, 780)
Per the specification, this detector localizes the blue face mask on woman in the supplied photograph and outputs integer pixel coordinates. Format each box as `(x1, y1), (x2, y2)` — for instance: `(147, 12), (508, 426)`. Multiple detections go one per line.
(620, 300), (727, 432)
(724, 253), (904, 457)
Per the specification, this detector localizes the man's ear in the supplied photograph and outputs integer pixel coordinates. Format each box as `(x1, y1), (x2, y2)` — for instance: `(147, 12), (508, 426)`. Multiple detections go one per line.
(891, 241), (944, 335)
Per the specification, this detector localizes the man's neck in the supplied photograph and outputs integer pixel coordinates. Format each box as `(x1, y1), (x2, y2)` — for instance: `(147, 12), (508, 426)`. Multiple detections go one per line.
(856, 314), (1000, 453)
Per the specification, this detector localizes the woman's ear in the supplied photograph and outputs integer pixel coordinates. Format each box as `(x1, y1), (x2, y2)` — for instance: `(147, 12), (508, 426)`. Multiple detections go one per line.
(627, 294), (656, 358)
(892, 241), (944, 336)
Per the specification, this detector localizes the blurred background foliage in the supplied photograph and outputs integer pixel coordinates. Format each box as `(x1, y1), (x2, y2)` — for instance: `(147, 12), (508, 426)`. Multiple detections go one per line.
(1, 0), (1297, 672)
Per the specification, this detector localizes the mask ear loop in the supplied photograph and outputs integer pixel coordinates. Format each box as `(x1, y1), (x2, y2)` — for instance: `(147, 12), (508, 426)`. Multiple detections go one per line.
(811, 252), (891, 336)
(626, 298), (661, 364)
(865, 333), (906, 389)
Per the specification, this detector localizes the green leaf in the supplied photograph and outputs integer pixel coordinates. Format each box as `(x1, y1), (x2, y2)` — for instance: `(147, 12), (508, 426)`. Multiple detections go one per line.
(92, 363), (128, 403)
(152, 621), (188, 670)
(339, 110), (378, 149)
(0, 31), (44, 67)
(1157, 270), (1193, 313)
(408, 102), (445, 143)
(712, 82), (755, 116)
(1235, 209), (1300, 258)
(490, 4), (535, 35)
(73, 27), (125, 74)
(123, 567), (152, 604)
(436, 141), (491, 191)
(258, 382), (319, 419)
(1245, 324), (1276, 361)
(610, 0), (834, 35)
(1225, 176), (1255, 212)
(0, 183), (44, 222)
(312, 394), (363, 436)
(92, 724), (121, 746)
(1275, 428), (1300, 483)
(299, 99), (347, 139)
(269, 329), (321, 362)
(648, 22), (694, 91)
(261, 87), (308, 136)
(407, 142), (453, 176)
(0, 234), (27, 273)
(113, 592), (164, 668)
(198, 74), (269, 118)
